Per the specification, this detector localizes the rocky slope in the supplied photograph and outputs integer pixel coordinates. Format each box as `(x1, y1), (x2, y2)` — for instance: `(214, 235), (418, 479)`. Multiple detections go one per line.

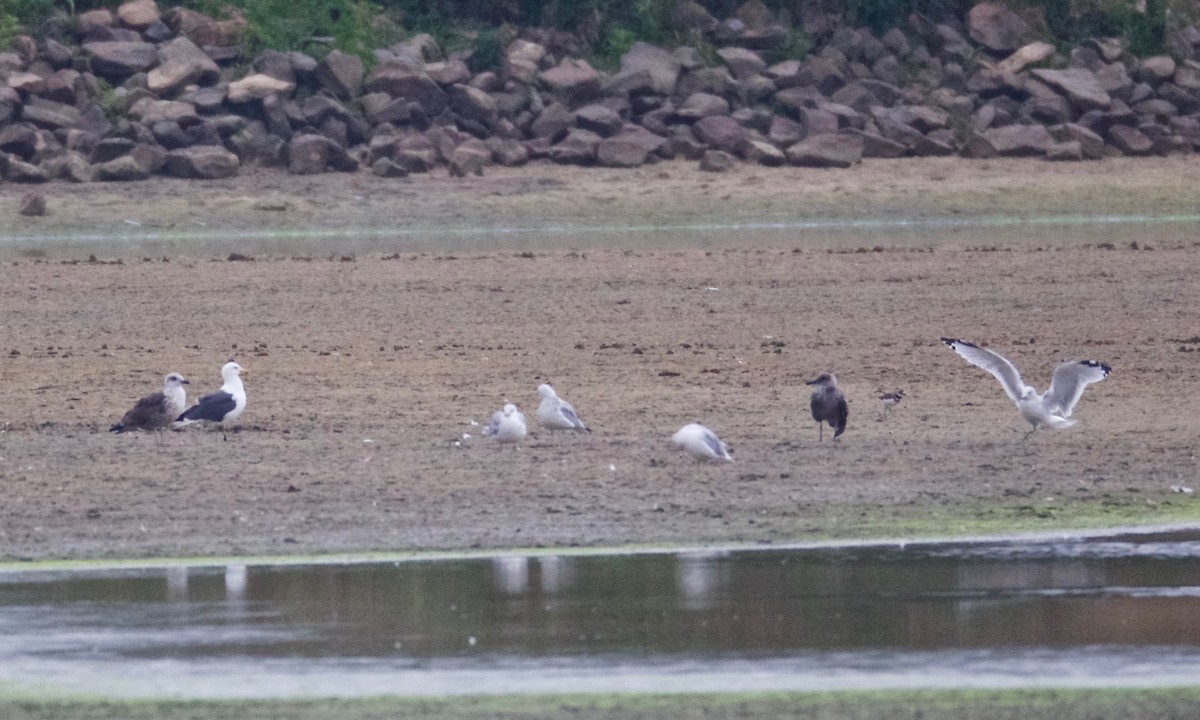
(2, 0), (1200, 185)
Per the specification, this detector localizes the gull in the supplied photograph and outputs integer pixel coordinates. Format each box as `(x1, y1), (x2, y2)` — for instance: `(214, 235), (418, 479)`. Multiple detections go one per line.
(110, 372), (189, 433)
(483, 403), (527, 445)
(176, 361), (248, 440)
(941, 337), (1111, 438)
(672, 423), (733, 463)
(537, 383), (590, 433)
(878, 389), (905, 420)
(808, 373), (848, 441)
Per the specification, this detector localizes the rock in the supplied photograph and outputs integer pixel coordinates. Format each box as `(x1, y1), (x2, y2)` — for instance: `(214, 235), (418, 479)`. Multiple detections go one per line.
(575, 104), (623, 137)
(314, 49), (364, 99)
(530, 102), (573, 141)
(228, 121), (286, 165)
(37, 69), (82, 105)
(371, 157), (409, 177)
(91, 137), (137, 163)
(1138, 55), (1177, 85)
(287, 133), (333, 174)
(717, 47), (766, 81)
(365, 63), (448, 116)
(425, 60), (471, 86)
(738, 137), (787, 166)
(596, 126), (665, 167)
(128, 97), (200, 126)
(1094, 62), (1134, 99)
(982, 123), (1053, 155)
(492, 138), (529, 166)
(767, 115), (804, 146)
(1106, 124), (1153, 154)
(94, 154), (151, 181)
(78, 8), (115, 36)
(0, 85), (18, 124)
(785, 133), (864, 167)
(540, 58), (601, 107)
(998, 41), (1056, 74)
(0, 124), (37, 159)
(360, 93), (411, 125)
(394, 135), (438, 172)
(165, 146), (240, 179)
(1031, 68), (1112, 112)
(698, 149), (735, 172)
(148, 37), (219, 95)
(1055, 122), (1106, 159)
(83, 41), (158, 80)
(805, 55), (846, 96)
(889, 105), (949, 132)
(20, 98), (81, 130)
(693, 115), (749, 153)
(227, 73), (295, 103)
(166, 7), (246, 48)
(117, 0), (160, 30)
(5, 159), (47, 183)
(675, 92), (730, 120)
(549, 128), (601, 164)
(765, 59), (812, 90)
(799, 107), (839, 137)
(676, 66), (736, 100)
(615, 42), (680, 96)
(1045, 140), (1083, 161)
(448, 141), (490, 176)
(42, 151), (94, 182)
(448, 85), (499, 130)
(967, 2), (1031, 53)
(852, 129), (907, 158)
(1153, 134), (1191, 155)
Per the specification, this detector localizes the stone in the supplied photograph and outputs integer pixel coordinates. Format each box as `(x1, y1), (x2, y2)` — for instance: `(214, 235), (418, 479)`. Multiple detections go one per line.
(504, 39), (546, 84)
(717, 47), (766, 81)
(615, 42), (680, 96)
(425, 60), (471, 86)
(394, 135), (438, 171)
(78, 9), (115, 36)
(128, 97), (200, 126)
(540, 59), (601, 107)
(1045, 140), (1083, 161)
(1106, 124), (1153, 155)
(675, 66), (736, 100)
(549, 128), (601, 164)
(1031, 68), (1112, 112)
(767, 115), (804, 146)
(1138, 55), (1177, 85)
(37, 69), (82, 105)
(1094, 62), (1134, 99)
(83, 41), (158, 80)
(997, 41), (1055, 74)
(738, 137), (787, 166)
(287, 133), (333, 174)
(314, 50), (364, 99)
(1055, 122), (1106, 159)
(574, 104), (623, 137)
(596, 126), (665, 167)
(675, 92), (730, 120)
(360, 92), (410, 125)
(117, 0), (160, 30)
(151, 120), (189, 149)
(94, 154), (151, 181)
(0, 124), (37, 159)
(0, 85), (18, 124)
(165, 146), (239, 178)
(982, 123), (1053, 156)
(853, 129), (907, 158)
(166, 7), (246, 48)
(448, 141), (490, 177)
(148, 36), (219, 95)
(492, 138), (529, 166)
(799, 107), (839, 137)
(227, 73), (295, 103)
(967, 2), (1031, 53)
(785, 133), (864, 167)
(530, 102), (573, 141)
(365, 63), (448, 116)
(91, 137), (137, 163)
(806, 55), (846, 96)
(371, 157), (409, 177)
(765, 59), (813, 90)
(20, 98), (80, 130)
(693, 115), (749, 153)
(5, 160), (46, 183)
(448, 85), (499, 130)
(698, 149), (735, 172)
(42, 150), (94, 182)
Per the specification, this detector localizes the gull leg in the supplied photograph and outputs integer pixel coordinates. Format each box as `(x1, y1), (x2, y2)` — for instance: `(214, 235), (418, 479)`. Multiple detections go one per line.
(818, 423), (824, 442)
(1021, 425), (1038, 442)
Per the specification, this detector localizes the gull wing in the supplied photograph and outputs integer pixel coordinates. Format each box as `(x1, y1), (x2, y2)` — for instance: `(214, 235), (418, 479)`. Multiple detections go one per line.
(942, 338), (1029, 405)
(701, 427), (731, 461)
(1044, 360), (1111, 417)
(483, 410), (504, 436)
(559, 401), (588, 431)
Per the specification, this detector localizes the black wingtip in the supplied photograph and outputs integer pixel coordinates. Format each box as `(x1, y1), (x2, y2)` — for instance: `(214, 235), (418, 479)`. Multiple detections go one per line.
(109, 424), (125, 433)
(1081, 359), (1112, 375)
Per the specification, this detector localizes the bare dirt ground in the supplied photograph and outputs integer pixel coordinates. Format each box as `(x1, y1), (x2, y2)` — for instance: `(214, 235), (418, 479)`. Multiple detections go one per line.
(1, 157), (1199, 562)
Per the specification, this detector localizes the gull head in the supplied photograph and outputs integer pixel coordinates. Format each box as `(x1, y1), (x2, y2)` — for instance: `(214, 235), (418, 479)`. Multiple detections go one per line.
(537, 383), (556, 400)
(806, 373), (837, 387)
(164, 373), (189, 388)
(503, 403), (519, 416)
(221, 362), (246, 382)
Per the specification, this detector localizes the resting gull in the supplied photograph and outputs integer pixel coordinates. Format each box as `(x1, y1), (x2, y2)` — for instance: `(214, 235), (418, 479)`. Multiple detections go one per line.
(808, 373), (848, 441)
(537, 383), (590, 433)
(483, 403), (527, 445)
(110, 372), (189, 433)
(672, 423), (733, 463)
(176, 361), (248, 439)
(942, 337), (1111, 438)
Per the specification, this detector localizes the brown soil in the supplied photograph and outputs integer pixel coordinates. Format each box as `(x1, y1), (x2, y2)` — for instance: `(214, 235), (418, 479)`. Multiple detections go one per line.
(1, 157), (1199, 562)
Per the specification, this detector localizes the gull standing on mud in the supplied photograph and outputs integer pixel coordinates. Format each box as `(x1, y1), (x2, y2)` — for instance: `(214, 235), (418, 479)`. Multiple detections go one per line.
(808, 373), (848, 441)
(484, 403), (527, 445)
(536, 383), (590, 433)
(176, 361), (248, 440)
(110, 372), (189, 433)
(941, 338), (1111, 438)
(672, 423), (733, 463)
(878, 389), (905, 420)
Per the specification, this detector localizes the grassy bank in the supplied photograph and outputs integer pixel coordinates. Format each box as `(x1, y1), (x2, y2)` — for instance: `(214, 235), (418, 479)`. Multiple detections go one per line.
(4, 687), (1200, 720)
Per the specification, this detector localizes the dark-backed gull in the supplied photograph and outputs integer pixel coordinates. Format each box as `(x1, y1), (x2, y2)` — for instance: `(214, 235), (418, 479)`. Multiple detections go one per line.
(110, 372), (189, 433)
(483, 403), (527, 444)
(942, 338), (1110, 438)
(176, 361), (247, 438)
(808, 373), (848, 441)
(536, 383), (590, 433)
(672, 422), (733, 462)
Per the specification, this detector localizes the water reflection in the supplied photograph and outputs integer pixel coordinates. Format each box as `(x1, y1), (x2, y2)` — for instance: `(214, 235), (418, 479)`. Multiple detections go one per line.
(1, 532), (1199, 697)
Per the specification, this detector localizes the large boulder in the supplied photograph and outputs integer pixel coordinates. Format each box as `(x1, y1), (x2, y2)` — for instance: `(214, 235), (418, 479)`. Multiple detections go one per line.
(314, 49), (364, 99)
(1031, 68), (1112, 112)
(128, 97), (200, 126)
(675, 92), (730, 120)
(693, 115), (749, 153)
(596, 126), (665, 167)
(117, 0), (161, 30)
(575, 104), (624, 137)
(982, 123), (1053, 155)
(20, 98), (80, 130)
(1107, 124), (1153, 154)
(165, 146), (240, 179)
(287, 133), (333, 174)
(717, 46), (766, 80)
(540, 59), (602, 107)
(549, 128), (601, 164)
(967, 2), (1031, 53)
(785, 133), (864, 167)
(84, 41), (158, 80)
(365, 62), (448, 115)
(148, 37), (219, 95)
(615, 42), (680, 96)
(227, 73), (295, 103)
(504, 39), (545, 84)
(448, 85), (499, 130)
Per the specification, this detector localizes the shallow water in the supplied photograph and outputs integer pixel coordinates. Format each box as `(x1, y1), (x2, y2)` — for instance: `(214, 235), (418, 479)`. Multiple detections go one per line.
(2, 530), (1200, 698)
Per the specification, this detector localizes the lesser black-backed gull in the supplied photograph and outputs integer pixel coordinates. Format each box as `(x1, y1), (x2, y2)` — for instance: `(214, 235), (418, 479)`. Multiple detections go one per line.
(110, 372), (189, 433)
(942, 338), (1110, 438)
(672, 422), (733, 462)
(808, 373), (848, 441)
(483, 403), (527, 444)
(536, 383), (590, 433)
(176, 361), (247, 439)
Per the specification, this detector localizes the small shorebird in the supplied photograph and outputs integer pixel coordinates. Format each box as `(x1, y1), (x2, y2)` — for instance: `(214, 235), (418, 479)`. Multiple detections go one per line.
(807, 373), (848, 441)
(877, 389), (905, 420)
(941, 337), (1111, 439)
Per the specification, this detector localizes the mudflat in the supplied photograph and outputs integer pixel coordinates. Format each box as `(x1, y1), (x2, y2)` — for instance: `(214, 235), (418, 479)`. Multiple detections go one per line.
(1, 156), (1199, 562)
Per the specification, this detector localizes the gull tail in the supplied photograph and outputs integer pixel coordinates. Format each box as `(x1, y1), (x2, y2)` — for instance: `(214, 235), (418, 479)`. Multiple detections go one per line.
(109, 423), (126, 433)
(1046, 415), (1078, 429)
